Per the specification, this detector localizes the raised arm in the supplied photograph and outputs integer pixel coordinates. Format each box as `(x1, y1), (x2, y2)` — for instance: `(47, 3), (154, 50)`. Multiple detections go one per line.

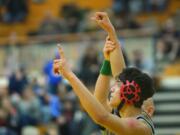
(53, 45), (149, 135)
(92, 12), (126, 77)
(94, 38), (116, 112)
(92, 12), (155, 118)
(54, 45), (110, 123)
(109, 28), (126, 77)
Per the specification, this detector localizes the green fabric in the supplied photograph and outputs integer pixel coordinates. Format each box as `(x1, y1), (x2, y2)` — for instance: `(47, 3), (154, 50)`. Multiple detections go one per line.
(100, 60), (112, 76)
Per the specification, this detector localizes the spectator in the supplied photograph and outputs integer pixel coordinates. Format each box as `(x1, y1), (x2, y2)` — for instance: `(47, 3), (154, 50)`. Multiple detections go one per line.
(155, 40), (175, 73)
(40, 91), (63, 123)
(111, 13), (125, 30)
(58, 99), (75, 135)
(159, 18), (180, 46)
(0, 92), (18, 134)
(0, 98), (11, 127)
(43, 52), (63, 95)
(61, 3), (85, 33)
(131, 49), (154, 74)
(126, 14), (142, 29)
(162, 19), (180, 60)
(71, 105), (100, 135)
(30, 77), (42, 95)
(78, 45), (100, 87)
(129, 0), (143, 14)
(8, 67), (28, 95)
(112, 0), (130, 15)
(38, 11), (67, 36)
(79, 10), (99, 32)
(146, 0), (168, 12)
(17, 86), (41, 127)
(0, 0), (5, 21)
(172, 9), (180, 30)
(2, 0), (28, 23)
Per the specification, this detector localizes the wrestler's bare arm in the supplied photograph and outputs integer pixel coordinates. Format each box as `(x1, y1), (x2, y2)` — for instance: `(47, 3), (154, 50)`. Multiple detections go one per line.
(53, 45), (150, 135)
(92, 12), (126, 77)
(94, 39), (115, 112)
(92, 12), (125, 112)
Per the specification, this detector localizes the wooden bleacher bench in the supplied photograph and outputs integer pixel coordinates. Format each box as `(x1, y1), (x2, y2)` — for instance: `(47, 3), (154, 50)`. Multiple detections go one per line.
(0, 0), (179, 40)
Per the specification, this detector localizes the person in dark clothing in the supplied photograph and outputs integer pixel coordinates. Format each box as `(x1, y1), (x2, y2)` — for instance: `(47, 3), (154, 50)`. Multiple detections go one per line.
(8, 68), (28, 95)
(3, 0), (28, 22)
(79, 45), (100, 87)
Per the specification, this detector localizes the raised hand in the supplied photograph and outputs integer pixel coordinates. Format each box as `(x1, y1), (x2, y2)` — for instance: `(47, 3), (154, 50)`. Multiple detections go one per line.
(91, 12), (115, 33)
(103, 36), (116, 60)
(53, 44), (72, 78)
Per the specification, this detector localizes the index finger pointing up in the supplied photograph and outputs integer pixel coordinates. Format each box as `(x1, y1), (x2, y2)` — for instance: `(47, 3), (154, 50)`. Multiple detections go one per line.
(57, 44), (65, 59)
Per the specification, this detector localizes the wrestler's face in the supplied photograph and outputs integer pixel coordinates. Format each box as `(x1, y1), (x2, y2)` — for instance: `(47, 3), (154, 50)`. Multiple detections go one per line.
(109, 82), (121, 108)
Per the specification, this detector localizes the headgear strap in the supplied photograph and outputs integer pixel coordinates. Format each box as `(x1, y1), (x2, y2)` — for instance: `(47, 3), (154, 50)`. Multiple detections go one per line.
(120, 80), (141, 105)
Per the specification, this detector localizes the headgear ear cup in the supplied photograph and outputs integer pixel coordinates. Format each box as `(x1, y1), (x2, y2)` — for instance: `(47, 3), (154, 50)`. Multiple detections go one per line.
(120, 80), (141, 105)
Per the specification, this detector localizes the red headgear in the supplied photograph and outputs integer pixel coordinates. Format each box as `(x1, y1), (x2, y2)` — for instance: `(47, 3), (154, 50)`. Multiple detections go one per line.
(120, 80), (141, 105)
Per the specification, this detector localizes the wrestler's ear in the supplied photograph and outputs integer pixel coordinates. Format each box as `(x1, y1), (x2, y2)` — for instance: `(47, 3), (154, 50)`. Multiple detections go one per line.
(145, 105), (154, 117)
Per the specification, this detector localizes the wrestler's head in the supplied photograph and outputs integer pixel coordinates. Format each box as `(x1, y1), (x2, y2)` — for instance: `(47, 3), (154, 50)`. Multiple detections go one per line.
(109, 68), (155, 111)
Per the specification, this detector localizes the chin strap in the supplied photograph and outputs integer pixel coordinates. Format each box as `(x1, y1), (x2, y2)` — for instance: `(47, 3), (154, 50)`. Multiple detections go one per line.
(114, 100), (125, 117)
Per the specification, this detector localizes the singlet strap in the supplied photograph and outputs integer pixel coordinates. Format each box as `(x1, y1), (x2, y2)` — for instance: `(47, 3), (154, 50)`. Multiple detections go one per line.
(137, 115), (155, 135)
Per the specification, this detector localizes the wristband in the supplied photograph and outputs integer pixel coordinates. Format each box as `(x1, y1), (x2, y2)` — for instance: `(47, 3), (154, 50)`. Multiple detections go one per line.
(100, 60), (112, 76)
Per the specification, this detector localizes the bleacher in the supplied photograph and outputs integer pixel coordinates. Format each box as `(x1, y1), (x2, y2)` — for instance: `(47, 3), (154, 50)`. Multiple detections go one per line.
(0, 0), (179, 39)
(136, 0), (180, 24)
(153, 64), (180, 135)
(154, 86), (180, 135)
(0, 0), (112, 37)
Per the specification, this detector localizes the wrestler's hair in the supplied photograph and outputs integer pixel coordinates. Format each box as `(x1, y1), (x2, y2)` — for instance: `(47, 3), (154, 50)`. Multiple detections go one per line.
(116, 67), (155, 108)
